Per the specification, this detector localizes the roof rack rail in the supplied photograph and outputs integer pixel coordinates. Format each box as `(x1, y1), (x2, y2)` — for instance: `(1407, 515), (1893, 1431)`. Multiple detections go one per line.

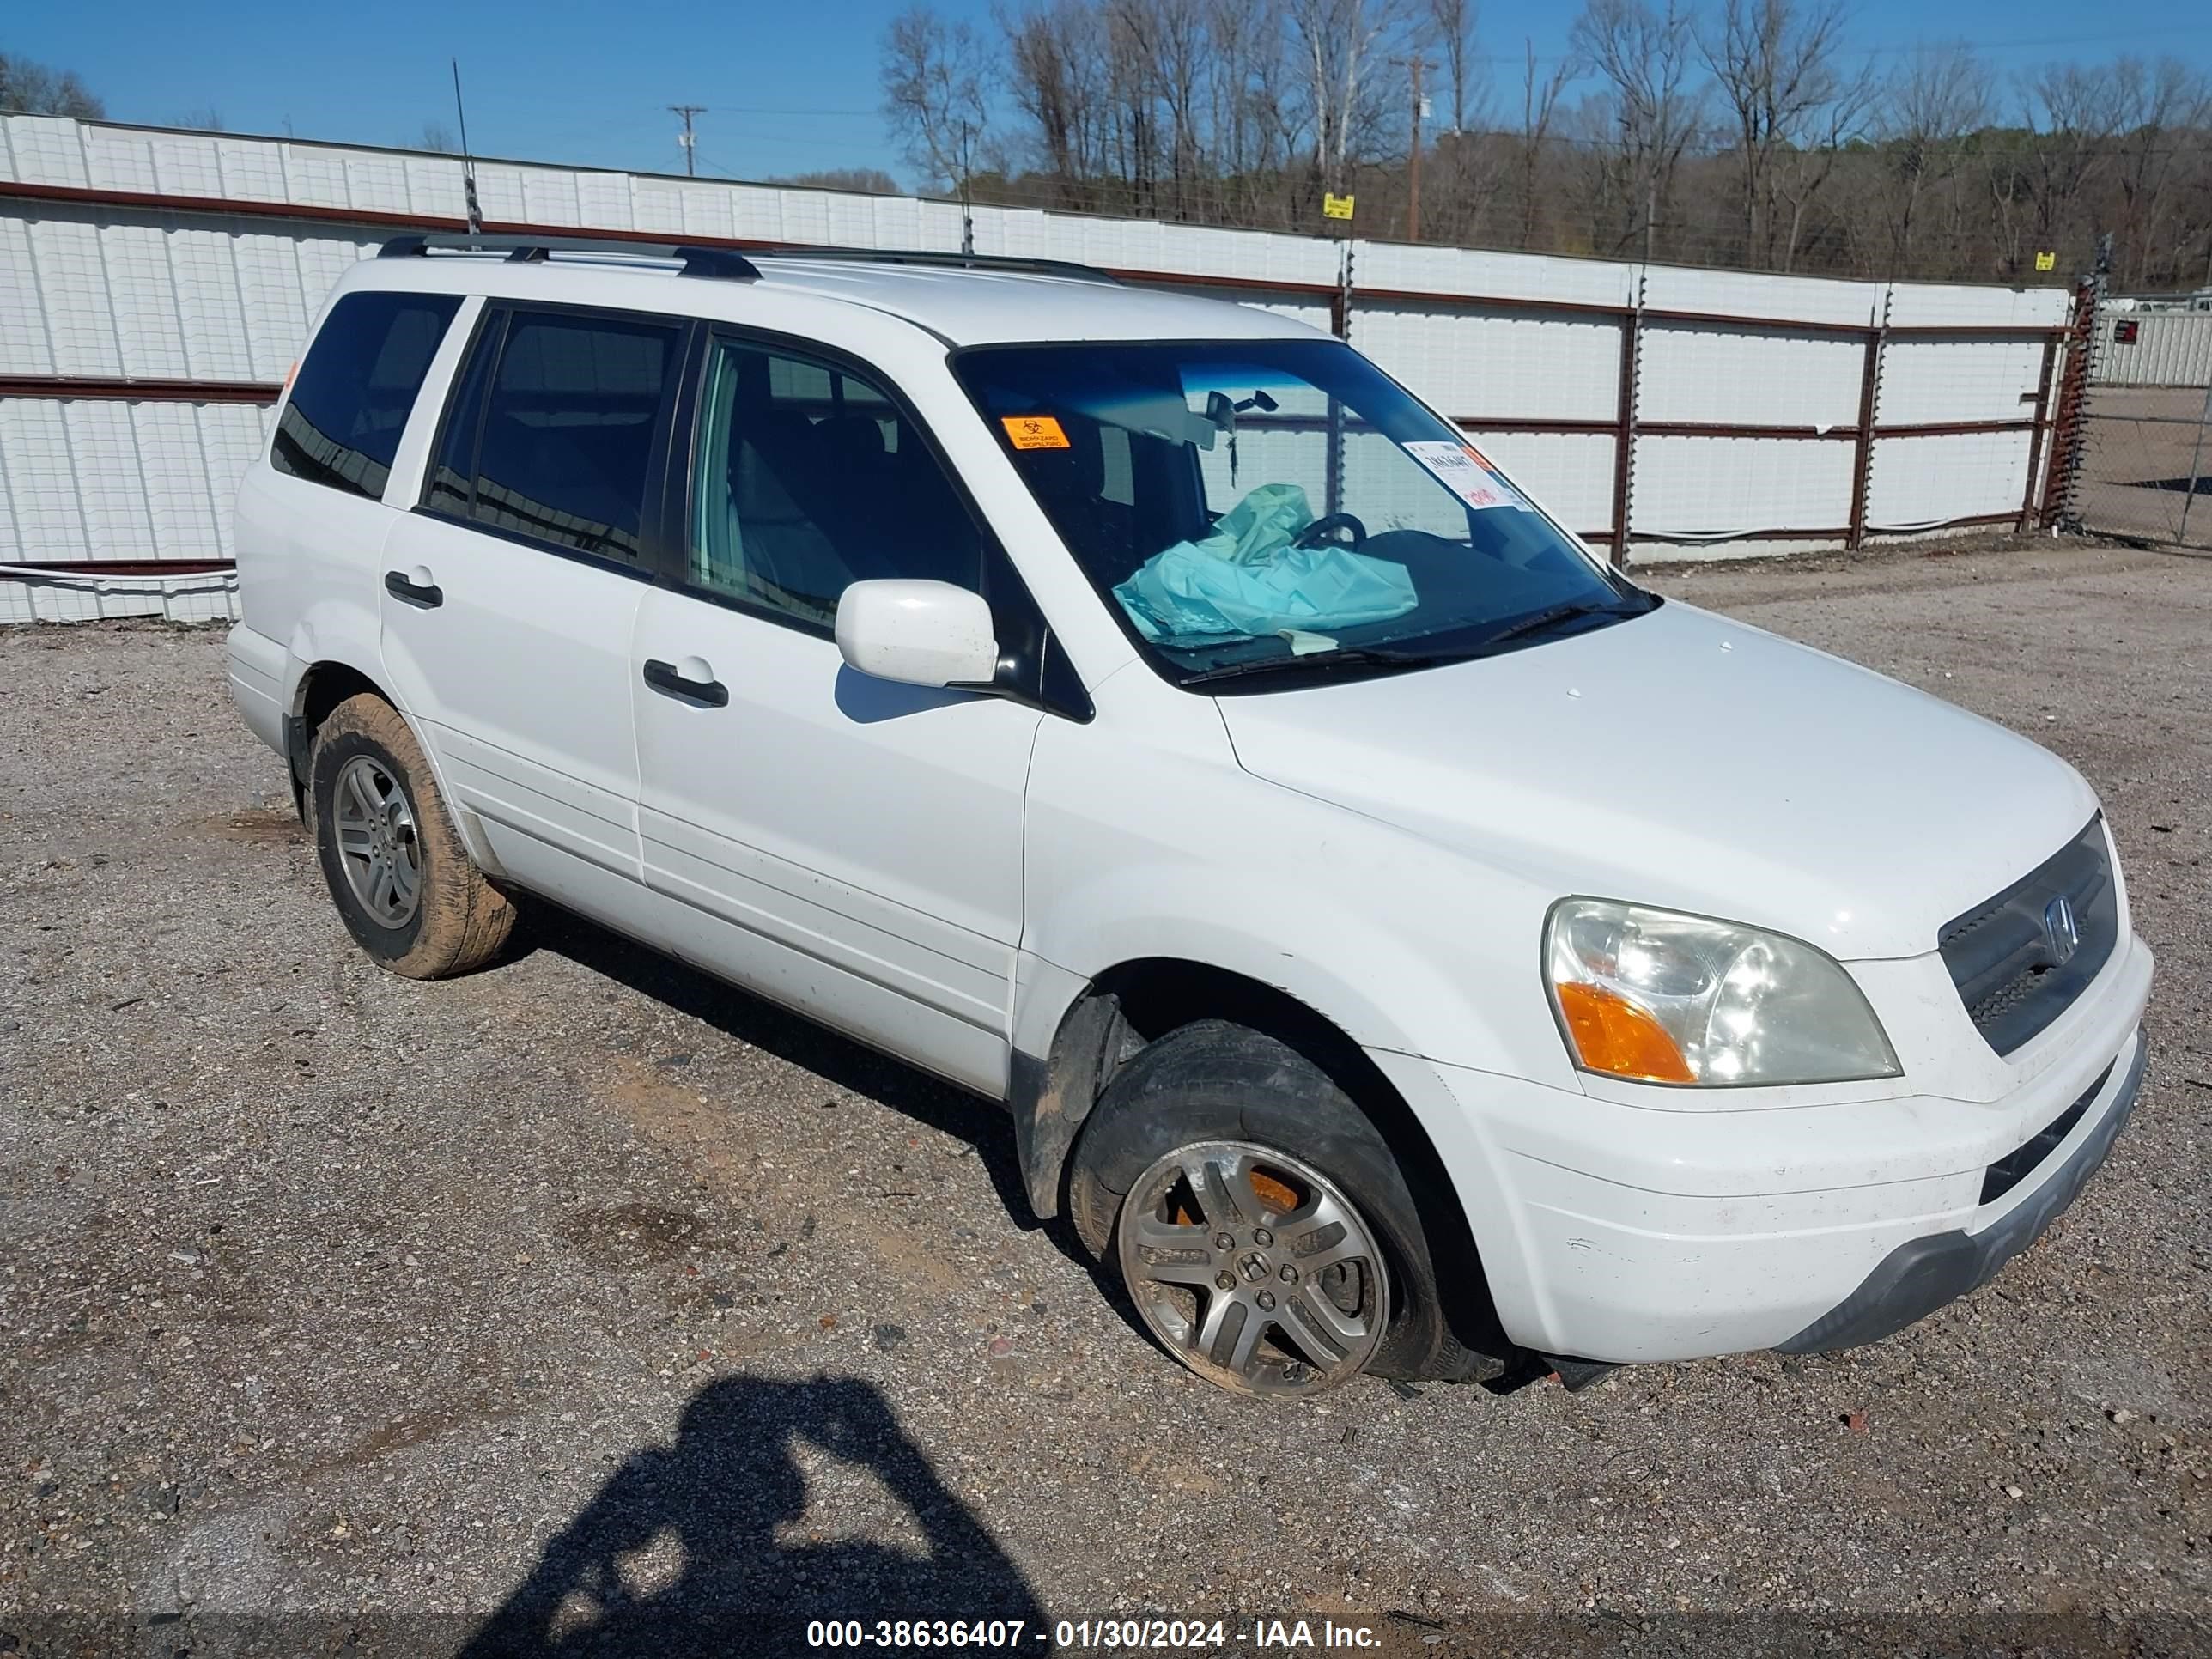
(754, 246), (1120, 286)
(376, 234), (760, 283)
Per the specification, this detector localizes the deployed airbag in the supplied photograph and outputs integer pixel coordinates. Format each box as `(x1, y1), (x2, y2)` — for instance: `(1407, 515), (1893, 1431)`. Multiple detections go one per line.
(1112, 483), (1419, 644)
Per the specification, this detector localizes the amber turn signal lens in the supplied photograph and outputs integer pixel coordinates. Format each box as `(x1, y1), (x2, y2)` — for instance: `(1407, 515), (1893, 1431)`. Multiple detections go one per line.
(1555, 982), (1696, 1084)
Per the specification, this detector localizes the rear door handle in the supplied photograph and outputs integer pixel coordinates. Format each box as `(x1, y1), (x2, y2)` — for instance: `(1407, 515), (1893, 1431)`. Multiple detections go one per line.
(384, 568), (443, 609)
(642, 658), (728, 708)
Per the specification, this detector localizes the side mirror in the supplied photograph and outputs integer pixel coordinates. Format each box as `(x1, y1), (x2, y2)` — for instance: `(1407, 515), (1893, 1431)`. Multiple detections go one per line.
(835, 580), (1000, 690)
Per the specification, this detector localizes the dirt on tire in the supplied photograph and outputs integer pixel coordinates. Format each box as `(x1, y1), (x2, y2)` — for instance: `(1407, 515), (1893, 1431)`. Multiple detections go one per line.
(310, 692), (515, 979)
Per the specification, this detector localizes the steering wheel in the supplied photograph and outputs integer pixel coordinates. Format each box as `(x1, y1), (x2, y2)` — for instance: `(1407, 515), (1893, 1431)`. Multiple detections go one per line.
(1294, 512), (1368, 550)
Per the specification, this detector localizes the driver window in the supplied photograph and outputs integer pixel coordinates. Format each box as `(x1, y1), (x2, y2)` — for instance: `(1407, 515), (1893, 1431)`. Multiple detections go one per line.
(689, 338), (983, 630)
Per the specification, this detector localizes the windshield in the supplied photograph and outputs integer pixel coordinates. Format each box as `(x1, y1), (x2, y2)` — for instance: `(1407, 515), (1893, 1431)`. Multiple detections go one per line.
(953, 338), (1654, 689)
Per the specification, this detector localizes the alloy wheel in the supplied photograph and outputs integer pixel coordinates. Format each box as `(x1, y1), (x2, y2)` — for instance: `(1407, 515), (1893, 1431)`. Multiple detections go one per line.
(1118, 1139), (1389, 1397)
(331, 754), (422, 928)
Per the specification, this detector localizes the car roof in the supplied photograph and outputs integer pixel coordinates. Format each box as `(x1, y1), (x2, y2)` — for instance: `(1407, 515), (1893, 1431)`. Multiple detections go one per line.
(747, 256), (1319, 346)
(341, 245), (1328, 349)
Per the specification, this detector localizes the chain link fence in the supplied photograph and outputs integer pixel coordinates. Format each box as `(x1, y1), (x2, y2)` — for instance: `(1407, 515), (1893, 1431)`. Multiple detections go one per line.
(2067, 295), (2212, 550)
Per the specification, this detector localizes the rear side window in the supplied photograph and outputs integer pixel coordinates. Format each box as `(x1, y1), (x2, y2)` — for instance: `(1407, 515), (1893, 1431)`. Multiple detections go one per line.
(271, 290), (462, 500)
(443, 309), (680, 563)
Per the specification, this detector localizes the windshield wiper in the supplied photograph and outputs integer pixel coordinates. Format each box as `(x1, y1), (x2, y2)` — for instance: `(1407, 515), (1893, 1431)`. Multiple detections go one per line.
(1466, 598), (1642, 651)
(1176, 644), (1452, 687)
(1174, 596), (1656, 687)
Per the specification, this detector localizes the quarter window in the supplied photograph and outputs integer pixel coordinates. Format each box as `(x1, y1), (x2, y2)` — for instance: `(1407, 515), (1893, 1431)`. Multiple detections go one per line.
(688, 337), (981, 629)
(464, 310), (680, 562)
(271, 290), (461, 500)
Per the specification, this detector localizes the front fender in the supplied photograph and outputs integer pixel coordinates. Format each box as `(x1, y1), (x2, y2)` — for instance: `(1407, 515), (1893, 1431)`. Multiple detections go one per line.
(1007, 847), (1581, 1229)
(1022, 863), (1534, 1074)
(1009, 704), (1582, 1218)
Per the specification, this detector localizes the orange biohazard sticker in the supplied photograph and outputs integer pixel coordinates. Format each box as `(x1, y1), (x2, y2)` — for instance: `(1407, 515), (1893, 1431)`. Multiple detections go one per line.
(1001, 415), (1071, 450)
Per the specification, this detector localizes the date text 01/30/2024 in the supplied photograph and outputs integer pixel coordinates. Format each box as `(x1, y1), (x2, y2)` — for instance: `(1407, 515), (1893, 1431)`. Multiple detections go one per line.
(805, 1619), (1385, 1650)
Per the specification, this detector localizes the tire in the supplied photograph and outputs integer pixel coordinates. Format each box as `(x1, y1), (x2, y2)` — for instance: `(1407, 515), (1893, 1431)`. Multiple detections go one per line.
(308, 693), (514, 979)
(1069, 1018), (1488, 1397)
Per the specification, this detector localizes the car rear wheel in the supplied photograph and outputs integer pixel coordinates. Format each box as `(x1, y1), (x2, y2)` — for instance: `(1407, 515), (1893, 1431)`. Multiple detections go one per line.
(309, 693), (514, 979)
(1069, 1018), (1483, 1398)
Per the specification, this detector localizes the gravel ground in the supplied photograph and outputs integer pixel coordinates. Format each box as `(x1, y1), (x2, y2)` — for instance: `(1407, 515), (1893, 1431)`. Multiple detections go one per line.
(2, 539), (2209, 1659)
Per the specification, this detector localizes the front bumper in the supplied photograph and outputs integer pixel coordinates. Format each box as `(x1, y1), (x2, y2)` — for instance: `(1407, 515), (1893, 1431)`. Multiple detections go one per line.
(1374, 936), (2152, 1364)
(1779, 1030), (2147, 1352)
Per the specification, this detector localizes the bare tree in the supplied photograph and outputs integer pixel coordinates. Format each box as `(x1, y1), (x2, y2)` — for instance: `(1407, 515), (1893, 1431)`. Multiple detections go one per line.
(1204, 0), (1303, 221)
(1419, 0), (1503, 242)
(1866, 43), (1988, 276)
(1002, 0), (1105, 200)
(896, 0), (2212, 289)
(1427, 0), (1480, 133)
(1285, 0), (1407, 198)
(1512, 40), (1579, 248)
(1097, 0), (1166, 212)
(2107, 56), (2212, 288)
(1701, 0), (1869, 269)
(882, 6), (997, 195)
(1571, 0), (1703, 259)
(1997, 62), (2124, 279)
(418, 121), (459, 154)
(0, 52), (102, 118)
(1117, 0), (1210, 216)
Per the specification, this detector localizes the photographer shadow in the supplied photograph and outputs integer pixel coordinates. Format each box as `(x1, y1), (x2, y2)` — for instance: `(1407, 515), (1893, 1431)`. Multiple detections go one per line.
(459, 1374), (1046, 1658)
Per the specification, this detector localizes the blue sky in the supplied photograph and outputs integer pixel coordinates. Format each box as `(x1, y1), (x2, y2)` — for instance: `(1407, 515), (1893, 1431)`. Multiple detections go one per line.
(11, 0), (2212, 191)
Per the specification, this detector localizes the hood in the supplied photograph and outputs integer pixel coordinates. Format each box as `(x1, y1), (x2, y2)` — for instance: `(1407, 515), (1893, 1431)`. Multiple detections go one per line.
(1216, 600), (2099, 961)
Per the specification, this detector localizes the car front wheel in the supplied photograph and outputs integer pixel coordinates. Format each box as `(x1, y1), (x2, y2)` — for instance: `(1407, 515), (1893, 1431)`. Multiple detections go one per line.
(1114, 1137), (1390, 1396)
(1069, 1018), (1487, 1399)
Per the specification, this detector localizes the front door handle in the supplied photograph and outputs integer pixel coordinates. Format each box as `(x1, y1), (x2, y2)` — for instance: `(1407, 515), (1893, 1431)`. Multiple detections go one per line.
(643, 658), (728, 708)
(385, 568), (443, 609)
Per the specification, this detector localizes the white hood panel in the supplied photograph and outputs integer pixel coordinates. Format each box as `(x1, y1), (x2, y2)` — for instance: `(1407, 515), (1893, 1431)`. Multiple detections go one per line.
(1217, 601), (2098, 961)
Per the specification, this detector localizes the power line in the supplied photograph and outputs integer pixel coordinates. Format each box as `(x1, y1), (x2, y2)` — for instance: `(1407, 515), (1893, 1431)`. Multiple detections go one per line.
(715, 105), (878, 118)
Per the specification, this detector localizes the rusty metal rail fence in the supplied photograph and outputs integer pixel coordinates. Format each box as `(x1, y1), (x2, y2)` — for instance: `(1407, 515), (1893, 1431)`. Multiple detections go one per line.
(1, 114), (2081, 622)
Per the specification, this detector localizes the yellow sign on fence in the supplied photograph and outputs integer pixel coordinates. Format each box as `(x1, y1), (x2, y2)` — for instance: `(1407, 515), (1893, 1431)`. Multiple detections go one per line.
(2034, 250), (2057, 271)
(1322, 193), (1355, 222)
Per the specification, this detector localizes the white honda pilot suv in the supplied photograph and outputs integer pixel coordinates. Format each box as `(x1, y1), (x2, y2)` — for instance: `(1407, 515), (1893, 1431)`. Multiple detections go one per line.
(228, 236), (2152, 1399)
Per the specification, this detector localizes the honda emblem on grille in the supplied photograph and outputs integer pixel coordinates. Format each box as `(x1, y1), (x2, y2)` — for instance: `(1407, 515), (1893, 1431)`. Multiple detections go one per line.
(2044, 895), (2080, 966)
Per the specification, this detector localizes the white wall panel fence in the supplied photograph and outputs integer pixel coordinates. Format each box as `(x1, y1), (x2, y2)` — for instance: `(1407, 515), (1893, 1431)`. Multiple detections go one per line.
(1, 115), (2075, 623)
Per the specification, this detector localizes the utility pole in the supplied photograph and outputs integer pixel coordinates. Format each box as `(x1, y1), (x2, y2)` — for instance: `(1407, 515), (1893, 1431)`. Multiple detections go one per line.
(669, 105), (706, 178)
(1405, 58), (1426, 243)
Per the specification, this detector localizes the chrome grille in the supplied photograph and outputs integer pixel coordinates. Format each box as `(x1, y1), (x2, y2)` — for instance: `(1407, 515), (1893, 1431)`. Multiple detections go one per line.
(1938, 817), (2117, 1057)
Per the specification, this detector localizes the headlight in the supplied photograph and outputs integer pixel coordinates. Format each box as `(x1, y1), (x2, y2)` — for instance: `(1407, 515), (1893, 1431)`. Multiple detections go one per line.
(1544, 898), (1900, 1086)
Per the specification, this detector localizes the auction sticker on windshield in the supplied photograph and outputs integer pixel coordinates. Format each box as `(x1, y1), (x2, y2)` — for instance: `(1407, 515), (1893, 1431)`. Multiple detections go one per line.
(1403, 440), (1528, 511)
